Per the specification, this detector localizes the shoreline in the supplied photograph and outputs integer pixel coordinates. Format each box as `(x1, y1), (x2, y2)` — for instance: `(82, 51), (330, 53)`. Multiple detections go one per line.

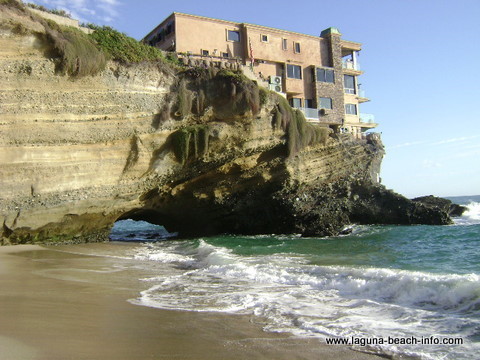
(0, 243), (384, 360)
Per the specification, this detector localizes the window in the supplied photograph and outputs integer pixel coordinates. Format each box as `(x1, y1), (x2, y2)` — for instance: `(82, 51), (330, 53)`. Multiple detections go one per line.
(316, 68), (335, 83)
(294, 42), (301, 53)
(290, 98), (302, 108)
(344, 75), (356, 94)
(305, 99), (314, 109)
(345, 104), (358, 115)
(261, 34), (268, 42)
(202, 49), (209, 56)
(282, 38), (288, 50)
(222, 52), (229, 58)
(165, 21), (175, 35)
(227, 30), (240, 42)
(286, 64), (302, 79)
(319, 97), (333, 110)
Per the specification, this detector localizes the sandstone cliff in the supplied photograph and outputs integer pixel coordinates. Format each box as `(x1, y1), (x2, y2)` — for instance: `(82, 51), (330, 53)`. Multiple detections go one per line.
(0, 5), (451, 245)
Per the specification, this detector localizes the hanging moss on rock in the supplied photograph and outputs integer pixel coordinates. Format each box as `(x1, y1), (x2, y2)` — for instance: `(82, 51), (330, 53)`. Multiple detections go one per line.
(40, 24), (107, 77)
(173, 79), (193, 118)
(272, 95), (331, 157)
(272, 95), (293, 131)
(171, 125), (211, 165)
(180, 68), (261, 120)
(259, 87), (269, 107)
(171, 127), (191, 165)
(213, 70), (261, 117)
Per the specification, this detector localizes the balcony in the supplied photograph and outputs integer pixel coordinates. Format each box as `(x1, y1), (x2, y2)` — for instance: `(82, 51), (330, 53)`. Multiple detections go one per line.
(360, 113), (375, 123)
(358, 89), (370, 103)
(342, 59), (363, 75)
(297, 107), (319, 120)
(342, 60), (360, 71)
(359, 113), (377, 128)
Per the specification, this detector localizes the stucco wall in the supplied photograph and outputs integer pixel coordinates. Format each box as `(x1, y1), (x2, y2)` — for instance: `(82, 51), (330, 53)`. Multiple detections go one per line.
(175, 15), (244, 59)
(244, 25), (322, 66)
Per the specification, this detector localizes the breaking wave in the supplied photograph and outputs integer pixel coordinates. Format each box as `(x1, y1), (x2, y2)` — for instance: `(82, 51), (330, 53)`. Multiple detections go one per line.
(455, 202), (480, 225)
(130, 239), (480, 359)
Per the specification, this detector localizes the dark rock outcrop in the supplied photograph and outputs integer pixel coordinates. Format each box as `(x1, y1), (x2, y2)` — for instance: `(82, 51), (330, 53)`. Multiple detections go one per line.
(412, 195), (467, 218)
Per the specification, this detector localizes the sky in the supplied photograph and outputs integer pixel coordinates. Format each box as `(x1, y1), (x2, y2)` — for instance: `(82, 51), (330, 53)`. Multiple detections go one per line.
(27, 0), (480, 198)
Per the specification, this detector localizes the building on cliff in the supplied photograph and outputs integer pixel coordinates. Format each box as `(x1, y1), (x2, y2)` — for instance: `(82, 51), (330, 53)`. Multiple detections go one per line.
(143, 12), (377, 138)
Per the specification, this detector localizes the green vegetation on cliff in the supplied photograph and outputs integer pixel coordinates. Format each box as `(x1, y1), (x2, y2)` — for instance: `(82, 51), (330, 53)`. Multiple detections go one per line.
(169, 67), (330, 163)
(215, 69), (261, 116)
(2, 0), (330, 161)
(172, 67), (262, 120)
(1, 0), (176, 77)
(87, 25), (165, 63)
(171, 125), (211, 165)
(26, 2), (71, 18)
(0, 0), (24, 10)
(273, 95), (331, 156)
(44, 25), (107, 77)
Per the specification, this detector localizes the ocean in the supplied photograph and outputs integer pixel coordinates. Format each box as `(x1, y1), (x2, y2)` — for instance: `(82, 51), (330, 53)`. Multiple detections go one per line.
(109, 195), (480, 360)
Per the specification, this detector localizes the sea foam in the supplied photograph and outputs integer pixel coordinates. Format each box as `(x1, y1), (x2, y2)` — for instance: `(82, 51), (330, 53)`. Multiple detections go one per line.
(454, 201), (480, 225)
(130, 239), (480, 359)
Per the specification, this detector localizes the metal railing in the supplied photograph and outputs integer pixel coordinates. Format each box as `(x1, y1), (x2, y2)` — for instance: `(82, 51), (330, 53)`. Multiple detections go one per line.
(297, 107), (319, 120)
(358, 89), (367, 98)
(360, 113), (375, 123)
(342, 60), (361, 71)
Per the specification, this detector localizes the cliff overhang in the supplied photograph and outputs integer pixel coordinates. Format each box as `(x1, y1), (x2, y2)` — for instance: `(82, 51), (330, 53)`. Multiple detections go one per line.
(0, 4), (455, 245)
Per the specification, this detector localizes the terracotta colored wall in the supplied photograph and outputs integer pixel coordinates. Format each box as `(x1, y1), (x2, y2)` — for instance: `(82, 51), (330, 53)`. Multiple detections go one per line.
(175, 15), (244, 59)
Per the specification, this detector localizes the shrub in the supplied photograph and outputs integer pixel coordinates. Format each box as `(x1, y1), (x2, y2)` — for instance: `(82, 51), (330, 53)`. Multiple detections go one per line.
(0, 0), (25, 11)
(88, 25), (165, 63)
(259, 87), (268, 107)
(26, 2), (72, 18)
(216, 69), (248, 84)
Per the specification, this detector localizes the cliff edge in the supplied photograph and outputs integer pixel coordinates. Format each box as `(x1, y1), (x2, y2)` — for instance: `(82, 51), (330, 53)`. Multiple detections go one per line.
(0, 4), (452, 244)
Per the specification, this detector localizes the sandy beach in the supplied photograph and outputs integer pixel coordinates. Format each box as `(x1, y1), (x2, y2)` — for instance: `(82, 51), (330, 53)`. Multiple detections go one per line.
(0, 244), (384, 360)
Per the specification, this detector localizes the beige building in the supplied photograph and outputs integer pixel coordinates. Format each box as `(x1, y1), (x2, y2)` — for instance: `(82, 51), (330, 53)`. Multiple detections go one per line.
(143, 13), (377, 137)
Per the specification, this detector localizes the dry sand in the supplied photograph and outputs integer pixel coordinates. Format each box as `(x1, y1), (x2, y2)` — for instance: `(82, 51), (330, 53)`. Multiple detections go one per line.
(0, 244), (384, 360)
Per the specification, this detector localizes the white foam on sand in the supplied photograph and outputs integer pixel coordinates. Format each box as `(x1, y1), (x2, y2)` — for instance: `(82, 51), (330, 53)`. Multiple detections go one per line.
(130, 240), (480, 360)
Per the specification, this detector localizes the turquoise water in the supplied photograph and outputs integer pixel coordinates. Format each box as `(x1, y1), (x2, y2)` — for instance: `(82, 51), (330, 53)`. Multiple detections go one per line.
(112, 195), (480, 360)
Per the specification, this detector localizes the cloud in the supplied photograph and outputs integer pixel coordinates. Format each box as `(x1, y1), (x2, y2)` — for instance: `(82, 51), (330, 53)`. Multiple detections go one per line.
(422, 159), (443, 169)
(27, 0), (121, 24)
(388, 140), (429, 149)
(96, 0), (120, 20)
(389, 135), (480, 150)
(430, 135), (480, 146)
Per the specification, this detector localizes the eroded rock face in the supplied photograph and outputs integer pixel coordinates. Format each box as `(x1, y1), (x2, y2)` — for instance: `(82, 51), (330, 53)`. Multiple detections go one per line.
(0, 8), (453, 244)
(412, 195), (467, 218)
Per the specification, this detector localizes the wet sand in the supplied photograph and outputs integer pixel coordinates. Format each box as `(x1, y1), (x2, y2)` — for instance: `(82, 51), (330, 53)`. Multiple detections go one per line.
(0, 244), (384, 360)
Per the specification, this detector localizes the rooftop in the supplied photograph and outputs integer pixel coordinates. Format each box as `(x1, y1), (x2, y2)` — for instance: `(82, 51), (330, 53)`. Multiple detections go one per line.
(144, 12), (361, 47)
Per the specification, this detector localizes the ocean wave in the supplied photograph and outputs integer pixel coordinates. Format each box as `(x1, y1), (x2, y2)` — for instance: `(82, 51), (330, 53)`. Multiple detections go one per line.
(132, 242), (196, 268)
(130, 240), (480, 359)
(454, 201), (480, 225)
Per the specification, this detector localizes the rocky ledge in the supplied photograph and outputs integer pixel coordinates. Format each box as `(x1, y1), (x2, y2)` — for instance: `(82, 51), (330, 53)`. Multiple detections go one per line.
(412, 196), (467, 218)
(0, 5), (459, 244)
